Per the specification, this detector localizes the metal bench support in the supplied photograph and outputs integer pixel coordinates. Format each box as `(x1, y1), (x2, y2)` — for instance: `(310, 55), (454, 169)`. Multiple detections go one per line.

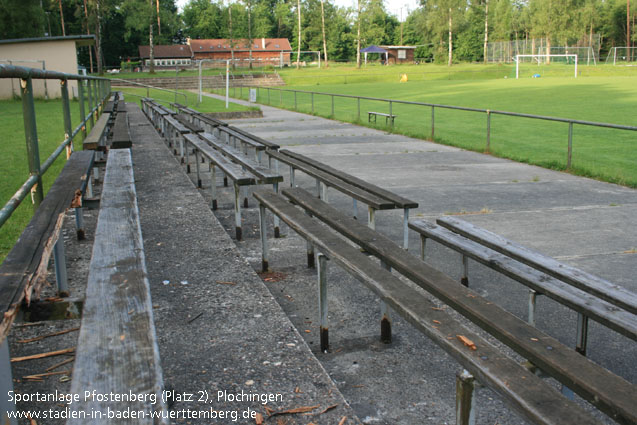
(318, 253), (329, 352)
(259, 204), (269, 272)
(456, 369), (477, 425)
(380, 260), (392, 344)
(54, 238), (69, 296)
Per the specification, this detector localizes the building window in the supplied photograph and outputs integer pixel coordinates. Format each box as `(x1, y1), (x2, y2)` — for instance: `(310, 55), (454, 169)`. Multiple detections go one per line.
(398, 50), (406, 59)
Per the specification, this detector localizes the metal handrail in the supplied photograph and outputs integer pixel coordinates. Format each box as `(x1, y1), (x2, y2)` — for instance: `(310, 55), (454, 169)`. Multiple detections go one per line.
(0, 64), (111, 229)
(109, 77), (188, 106)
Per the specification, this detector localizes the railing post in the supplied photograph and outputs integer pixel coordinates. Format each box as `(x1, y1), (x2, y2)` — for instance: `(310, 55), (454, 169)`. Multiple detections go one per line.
(331, 95), (334, 117)
(311, 92), (314, 114)
(431, 105), (435, 140)
(357, 97), (360, 121)
(61, 78), (74, 156)
(294, 91), (297, 110)
(486, 110), (491, 153)
(567, 121), (573, 169)
(87, 79), (95, 128)
(78, 79), (87, 141)
(21, 77), (44, 208)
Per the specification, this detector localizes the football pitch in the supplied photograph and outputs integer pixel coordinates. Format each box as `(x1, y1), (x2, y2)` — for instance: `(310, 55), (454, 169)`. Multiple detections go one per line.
(245, 66), (637, 188)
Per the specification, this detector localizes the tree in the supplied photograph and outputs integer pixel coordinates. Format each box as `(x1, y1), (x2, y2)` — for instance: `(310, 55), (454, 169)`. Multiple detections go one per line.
(0, 0), (45, 39)
(484, 0), (489, 62)
(296, 0), (301, 68)
(321, 0), (328, 66)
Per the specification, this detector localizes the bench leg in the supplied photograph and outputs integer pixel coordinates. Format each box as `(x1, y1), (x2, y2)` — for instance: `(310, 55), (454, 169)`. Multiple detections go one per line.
(210, 165), (217, 210)
(307, 240), (315, 268)
(234, 183), (242, 241)
(0, 338), (17, 425)
(273, 182), (280, 238)
(528, 290), (538, 326)
(290, 167), (295, 188)
(317, 253), (329, 353)
(461, 255), (469, 287)
(257, 150), (262, 164)
(352, 199), (358, 220)
(316, 179), (321, 198)
(179, 136), (185, 164)
(456, 369), (477, 425)
(194, 150), (202, 188)
(576, 313), (589, 356)
(185, 139), (191, 173)
(322, 184), (329, 202)
(243, 186), (249, 208)
(92, 166), (100, 184)
(86, 174), (94, 198)
(54, 238), (69, 297)
(403, 208), (410, 249)
(380, 260), (392, 344)
(367, 207), (376, 230)
(75, 207), (85, 240)
(259, 204), (269, 272)
(420, 235), (427, 261)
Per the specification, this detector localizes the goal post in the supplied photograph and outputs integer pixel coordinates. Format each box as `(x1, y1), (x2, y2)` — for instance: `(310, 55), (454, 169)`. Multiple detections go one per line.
(515, 54), (578, 79)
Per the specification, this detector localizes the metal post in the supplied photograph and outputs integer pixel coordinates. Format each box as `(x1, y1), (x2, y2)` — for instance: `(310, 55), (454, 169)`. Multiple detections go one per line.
(87, 79), (94, 128)
(461, 256), (469, 287)
(367, 207), (376, 230)
(318, 253), (329, 352)
(259, 204), (269, 272)
(61, 79), (73, 155)
(225, 60), (230, 109)
(331, 95), (334, 117)
(389, 101), (393, 129)
(380, 260), (392, 343)
(567, 122), (573, 169)
(576, 313), (589, 356)
(456, 370), (477, 425)
(290, 167), (295, 187)
(322, 183), (329, 202)
(311, 92), (314, 114)
(420, 235), (427, 261)
(273, 182), (280, 238)
(395, 207), (406, 249)
(42, 60), (49, 100)
(294, 91), (297, 110)
(0, 338), (17, 425)
(53, 238), (69, 296)
(195, 150), (202, 188)
(352, 199), (358, 219)
(78, 79), (87, 141)
(234, 183), (242, 240)
(528, 290), (538, 326)
(486, 110), (491, 153)
(431, 106), (435, 140)
(21, 77), (44, 208)
(357, 97), (361, 121)
(268, 87), (270, 104)
(211, 165), (218, 210)
(75, 207), (85, 240)
(280, 90), (282, 106)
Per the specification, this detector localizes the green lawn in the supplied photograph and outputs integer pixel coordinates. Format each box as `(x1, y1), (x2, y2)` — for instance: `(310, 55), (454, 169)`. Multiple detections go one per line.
(0, 98), (86, 262)
(118, 87), (256, 113)
(224, 68), (637, 187)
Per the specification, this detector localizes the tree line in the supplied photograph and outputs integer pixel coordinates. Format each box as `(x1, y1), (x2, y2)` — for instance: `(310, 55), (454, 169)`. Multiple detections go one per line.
(0, 0), (634, 69)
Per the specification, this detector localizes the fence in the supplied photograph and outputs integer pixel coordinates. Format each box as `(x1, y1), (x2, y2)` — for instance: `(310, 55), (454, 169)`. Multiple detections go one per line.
(225, 86), (637, 187)
(0, 64), (111, 229)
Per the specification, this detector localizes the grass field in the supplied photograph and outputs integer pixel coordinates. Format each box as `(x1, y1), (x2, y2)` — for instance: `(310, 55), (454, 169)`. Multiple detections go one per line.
(221, 66), (637, 188)
(117, 87), (256, 113)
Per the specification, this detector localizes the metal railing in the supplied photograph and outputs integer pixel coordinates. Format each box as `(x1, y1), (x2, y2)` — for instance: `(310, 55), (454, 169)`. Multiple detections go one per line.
(0, 64), (111, 229)
(240, 86), (637, 178)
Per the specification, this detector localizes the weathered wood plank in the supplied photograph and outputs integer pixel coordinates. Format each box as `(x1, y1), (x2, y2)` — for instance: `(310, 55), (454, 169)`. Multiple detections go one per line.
(163, 115), (189, 134)
(0, 151), (95, 340)
(183, 134), (255, 185)
(227, 125), (280, 150)
(111, 112), (131, 149)
(281, 187), (637, 425)
(280, 149), (417, 209)
(200, 132), (282, 184)
(255, 189), (599, 425)
(174, 114), (203, 133)
(437, 216), (637, 315)
(267, 150), (394, 210)
(68, 149), (168, 424)
(217, 126), (265, 150)
(408, 219), (637, 341)
(83, 113), (110, 151)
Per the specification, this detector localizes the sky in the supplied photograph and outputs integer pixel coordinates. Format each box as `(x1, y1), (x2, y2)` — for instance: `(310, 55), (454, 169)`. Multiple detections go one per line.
(175, 0), (421, 23)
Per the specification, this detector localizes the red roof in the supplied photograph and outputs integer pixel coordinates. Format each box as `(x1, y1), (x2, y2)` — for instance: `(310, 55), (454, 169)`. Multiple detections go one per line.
(138, 44), (193, 59)
(188, 38), (292, 53)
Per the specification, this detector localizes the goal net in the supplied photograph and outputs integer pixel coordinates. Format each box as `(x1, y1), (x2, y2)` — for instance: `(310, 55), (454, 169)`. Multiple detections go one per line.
(514, 54), (578, 79)
(605, 47), (637, 65)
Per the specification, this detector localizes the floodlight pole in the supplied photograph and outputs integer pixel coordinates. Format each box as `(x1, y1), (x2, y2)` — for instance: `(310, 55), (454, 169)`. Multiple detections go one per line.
(225, 59), (230, 109)
(198, 60), (202, 103)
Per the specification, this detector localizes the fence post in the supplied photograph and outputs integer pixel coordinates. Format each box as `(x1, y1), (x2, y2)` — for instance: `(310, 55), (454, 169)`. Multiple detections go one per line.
(389, 101), (393, 129)
(78, 79), (87, 141)
(486, 110), (491, 153)
(280, 89), (282, 106)
(267, 87), (270, 104)
(20, 77), (44, 209)
(358, 97), (361, 121)
(87, 79), (95, 128)
(567, 122), (573, 169)
(311, 92), (314, 114)
(431, 106), (435, 140)
(60, 78), (74, 156)
(331, 95), (334, 117)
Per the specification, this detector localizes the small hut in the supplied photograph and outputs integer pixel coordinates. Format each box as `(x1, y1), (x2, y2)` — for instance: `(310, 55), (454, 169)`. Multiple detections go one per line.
(360, 45), (388, 65)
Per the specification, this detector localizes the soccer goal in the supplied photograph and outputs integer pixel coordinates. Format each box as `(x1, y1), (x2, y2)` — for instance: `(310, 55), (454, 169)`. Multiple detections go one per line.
(515, 54), (578, 79)
(605, 47), (637, 65)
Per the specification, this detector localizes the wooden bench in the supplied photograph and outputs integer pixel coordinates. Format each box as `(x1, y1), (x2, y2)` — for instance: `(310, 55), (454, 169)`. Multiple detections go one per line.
(225, 125), (280, 151)
(253, 188), (602, 425)
(266, 149), (418, 249)
(276, 187), (637, 425)
(368, 111), (396, 125)
(68, 149), (169, 424)
(83, 112), (110, 151)
(0, 151), (94, 420)
(163, 115), (191, 161)
(216, 125), (268, 163)
(174, 113), (204, 134)
(110, 109), (131, 149)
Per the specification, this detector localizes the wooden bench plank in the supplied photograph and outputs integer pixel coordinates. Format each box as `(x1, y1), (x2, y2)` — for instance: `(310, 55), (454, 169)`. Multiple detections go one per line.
(183, 134), (255, 185)
(68, 149), (168, 424)
(199, 132), (282, 184)
(217, 126), (265, 150)
(408, 219), (637, 341)
(280, 187), (637, 425)
(0, 151), (95, 340)
(255, 189), (599, 425)
(437, 216), (637, 315)
(174, 114), (204, 133)
(227, 125), (280, 150)
(164, 115), (189, 134)
(110, 112), (131, 149)
(83, 113), (110, 151)
(280, 149), (418, 209)
(267, 150), (395, 210)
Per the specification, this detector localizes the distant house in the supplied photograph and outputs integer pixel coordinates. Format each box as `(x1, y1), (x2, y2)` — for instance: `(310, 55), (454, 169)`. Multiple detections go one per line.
(0, 35), (95, 99)
(188, 38), (292, 67)
(379, 45), (417, 64)
(138, 44), (193, 69)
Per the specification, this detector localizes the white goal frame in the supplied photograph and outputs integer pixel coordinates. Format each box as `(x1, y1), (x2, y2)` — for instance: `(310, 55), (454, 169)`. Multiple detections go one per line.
(515, 54), (578, 79)
(605, 47), (637, 65)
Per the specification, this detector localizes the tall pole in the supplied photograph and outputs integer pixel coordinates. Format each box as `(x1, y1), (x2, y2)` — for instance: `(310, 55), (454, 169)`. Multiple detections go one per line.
(226, 60), (230, 109)
(628, 0), (631, 58)
(296, 0), (301, 69)
(483, 0), (489, 63)
(58, 0), (66, 36)
(321, 0), (328, 67)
